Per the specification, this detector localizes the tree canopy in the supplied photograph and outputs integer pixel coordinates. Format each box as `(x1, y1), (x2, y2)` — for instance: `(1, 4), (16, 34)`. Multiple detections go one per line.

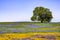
(31, 6), (53, 23)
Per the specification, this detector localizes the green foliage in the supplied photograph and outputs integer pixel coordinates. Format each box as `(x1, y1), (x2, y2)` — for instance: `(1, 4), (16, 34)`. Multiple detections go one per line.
(31, 6), (53, 23)
(31, 16), (36, 21)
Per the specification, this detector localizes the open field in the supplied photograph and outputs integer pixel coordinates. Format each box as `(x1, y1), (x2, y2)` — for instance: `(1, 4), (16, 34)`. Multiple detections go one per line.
(0, 22), (60, 40)
(0, 22), (60, 33)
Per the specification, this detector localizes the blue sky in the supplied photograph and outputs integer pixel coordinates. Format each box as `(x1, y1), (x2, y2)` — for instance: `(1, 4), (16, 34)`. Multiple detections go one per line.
(0, 0), (60, 22)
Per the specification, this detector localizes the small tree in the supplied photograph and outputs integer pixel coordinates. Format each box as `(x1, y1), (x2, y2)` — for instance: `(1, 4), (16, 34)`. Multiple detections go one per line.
(31, 6), (53, 23)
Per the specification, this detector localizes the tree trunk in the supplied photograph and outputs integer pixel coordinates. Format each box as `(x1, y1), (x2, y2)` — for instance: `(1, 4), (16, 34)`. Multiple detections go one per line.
(41, 19), (43, 23)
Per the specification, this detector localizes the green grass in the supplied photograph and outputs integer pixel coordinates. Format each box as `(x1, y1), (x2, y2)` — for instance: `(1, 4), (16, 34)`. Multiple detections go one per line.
(0, 22), (60, 33)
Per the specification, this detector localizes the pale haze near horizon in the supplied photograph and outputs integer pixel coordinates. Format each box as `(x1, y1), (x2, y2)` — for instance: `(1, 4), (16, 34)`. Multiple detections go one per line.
(0, 0), (60, 22)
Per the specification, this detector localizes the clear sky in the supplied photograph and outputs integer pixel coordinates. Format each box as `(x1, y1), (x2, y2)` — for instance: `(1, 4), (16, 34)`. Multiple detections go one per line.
(0, 0), (60, 22)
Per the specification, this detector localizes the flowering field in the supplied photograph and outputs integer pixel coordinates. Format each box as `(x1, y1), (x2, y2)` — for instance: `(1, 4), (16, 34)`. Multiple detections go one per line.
(0, 22), (60, 40)
(0, 32), (60, 40)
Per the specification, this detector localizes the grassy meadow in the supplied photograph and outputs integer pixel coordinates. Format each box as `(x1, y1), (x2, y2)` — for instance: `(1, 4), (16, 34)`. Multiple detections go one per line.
(0, 22), (60, 40)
